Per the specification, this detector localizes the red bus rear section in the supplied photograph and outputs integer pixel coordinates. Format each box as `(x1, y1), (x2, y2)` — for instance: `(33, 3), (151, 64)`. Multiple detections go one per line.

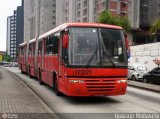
(28, 38), (37, 78)
(18, 42), (28, 74)
(18, 23), (128, 96)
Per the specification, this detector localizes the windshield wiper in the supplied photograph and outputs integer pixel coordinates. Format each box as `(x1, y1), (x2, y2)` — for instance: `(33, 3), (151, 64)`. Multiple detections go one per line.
(103, 49), (115, 66)
(85, 48), (115, 67)
(85, 49), (97, 67)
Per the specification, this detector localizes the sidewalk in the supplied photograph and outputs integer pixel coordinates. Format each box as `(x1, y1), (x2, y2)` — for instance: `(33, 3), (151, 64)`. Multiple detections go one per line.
(0, 67), (56, 119)
(128, 80), (160, 93)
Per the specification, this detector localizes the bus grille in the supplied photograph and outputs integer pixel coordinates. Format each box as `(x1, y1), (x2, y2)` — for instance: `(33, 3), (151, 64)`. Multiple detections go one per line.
(85, 79), (116, 92)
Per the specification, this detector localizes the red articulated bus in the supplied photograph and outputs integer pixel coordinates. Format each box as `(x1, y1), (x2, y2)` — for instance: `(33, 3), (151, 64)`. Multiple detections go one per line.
(19, 23), (129, 96)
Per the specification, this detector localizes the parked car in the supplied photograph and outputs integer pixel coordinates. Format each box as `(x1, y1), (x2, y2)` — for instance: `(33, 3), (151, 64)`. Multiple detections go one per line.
(143, 67), (160, 84)
(128, 64), (149, 82)
(12, 62), (19, 67)
(1, 61), (9, 67)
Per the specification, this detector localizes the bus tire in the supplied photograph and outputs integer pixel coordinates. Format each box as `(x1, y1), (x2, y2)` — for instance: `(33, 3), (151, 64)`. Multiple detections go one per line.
(54, 75), (62, 96)
(39, 70), (44, 85)
(28, 66), (32, 78)
(21, 64), (24, 74)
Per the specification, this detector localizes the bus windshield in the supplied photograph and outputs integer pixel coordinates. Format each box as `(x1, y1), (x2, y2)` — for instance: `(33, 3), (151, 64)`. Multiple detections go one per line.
(68, 27), (127, 67)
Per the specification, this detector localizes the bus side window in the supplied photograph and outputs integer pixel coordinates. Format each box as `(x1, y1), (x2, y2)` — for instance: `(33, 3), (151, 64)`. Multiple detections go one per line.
(33, 43), (35, 56)
(29, 44), (32, 56)
(52, 35), (59, 54)
(38, 40), (42, 55)
(48, 36), (53, 55)
(46, 37), (50, 55)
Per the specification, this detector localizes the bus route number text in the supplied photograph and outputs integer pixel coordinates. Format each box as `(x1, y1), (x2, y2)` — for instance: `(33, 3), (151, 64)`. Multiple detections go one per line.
(74, 70), (92, 75)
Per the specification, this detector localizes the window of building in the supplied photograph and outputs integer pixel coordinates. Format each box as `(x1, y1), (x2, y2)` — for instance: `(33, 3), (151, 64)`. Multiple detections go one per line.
(66, 1), (69, 7)
(121, 3), (126, 8)
(77, 0), (81, 2)
(83, 0), (88, 7)
(77, 11), (81, 18)
(53, 4), (56, 7)
(53, 10), (56, 13)
(83, 8), (88, 16)
(83, 17), (88, 22)
(76, 19), (81, 22)
(77, 3), (81, 10)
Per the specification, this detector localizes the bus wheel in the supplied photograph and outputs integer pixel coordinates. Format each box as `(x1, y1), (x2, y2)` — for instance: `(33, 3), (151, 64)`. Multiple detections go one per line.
(54, 76), (62, 96)
(21, 64), (24, 74)
(39, 70), (44, 85)
(28, 66), (32, 78)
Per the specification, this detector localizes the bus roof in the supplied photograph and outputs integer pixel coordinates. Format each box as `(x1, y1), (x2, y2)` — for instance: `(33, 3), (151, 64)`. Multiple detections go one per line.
(28, 38), (37, 44)
(19, 42), (27, 47)
(39, 23), (123, 40)
(65, 23), (123, 29)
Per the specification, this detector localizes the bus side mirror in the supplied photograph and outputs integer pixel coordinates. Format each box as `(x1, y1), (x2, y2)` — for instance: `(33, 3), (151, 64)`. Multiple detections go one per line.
(124, 32), (130, 59)
(62, 34), (69, 48)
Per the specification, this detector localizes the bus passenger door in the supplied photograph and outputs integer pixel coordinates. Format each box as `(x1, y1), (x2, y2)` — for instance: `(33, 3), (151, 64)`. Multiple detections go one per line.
(42, 39), (47, 83)
(59, 31), (69, 93)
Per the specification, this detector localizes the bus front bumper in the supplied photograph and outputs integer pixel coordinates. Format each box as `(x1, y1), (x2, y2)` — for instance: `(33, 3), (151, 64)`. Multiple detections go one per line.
(64, 78), (127, 96)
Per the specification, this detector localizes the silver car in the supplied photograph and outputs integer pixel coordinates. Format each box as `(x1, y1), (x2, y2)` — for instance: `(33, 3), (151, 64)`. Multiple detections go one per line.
(128, 64), (149, 81)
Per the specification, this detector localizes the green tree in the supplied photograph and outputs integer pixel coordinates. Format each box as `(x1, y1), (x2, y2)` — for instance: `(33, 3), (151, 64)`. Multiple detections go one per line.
(2, 54), (12, 62)
(150, 18), (160, 33)
(150, 18), (160, 41)
(97, 10), (131, 32)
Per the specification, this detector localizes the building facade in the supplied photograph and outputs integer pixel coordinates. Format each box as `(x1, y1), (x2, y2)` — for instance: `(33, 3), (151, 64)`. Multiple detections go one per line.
(6, 17), (11, 56)
(23, 0), (56, 42)
(56, 0), (128, 25)
(24, 0), (129, 40)
(128, 0), (140, 29)
(16, 5), (24, 54)
(6, 12), (17, 61)
(6, 2), (24, 61)
(129, 0), (160, 45)
(140, 0), (160, 29)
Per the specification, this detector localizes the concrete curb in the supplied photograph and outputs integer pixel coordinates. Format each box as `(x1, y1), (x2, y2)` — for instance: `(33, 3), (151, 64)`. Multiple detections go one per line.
(128, 80), (160, 93)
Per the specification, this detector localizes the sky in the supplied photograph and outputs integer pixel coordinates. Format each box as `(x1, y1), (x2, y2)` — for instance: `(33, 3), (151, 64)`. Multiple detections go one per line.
(0, 0), (21, 51)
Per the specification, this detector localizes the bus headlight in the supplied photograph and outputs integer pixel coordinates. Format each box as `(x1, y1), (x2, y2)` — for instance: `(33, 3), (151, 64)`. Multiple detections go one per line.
(69, 80), (84, 83)
(118, 80), (127, 83)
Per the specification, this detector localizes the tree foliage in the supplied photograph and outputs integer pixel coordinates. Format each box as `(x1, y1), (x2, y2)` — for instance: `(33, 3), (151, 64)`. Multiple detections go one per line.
(97, 10), (131, 32)
(150, 18), (160, 33)
(2, 55), (12, 62)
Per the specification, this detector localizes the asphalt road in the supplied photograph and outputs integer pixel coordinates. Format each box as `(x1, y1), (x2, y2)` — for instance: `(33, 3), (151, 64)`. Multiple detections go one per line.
(3, 67), (160, 119)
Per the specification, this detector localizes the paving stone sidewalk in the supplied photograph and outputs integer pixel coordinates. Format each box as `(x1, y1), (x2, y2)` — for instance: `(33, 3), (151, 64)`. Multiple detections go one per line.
(0, 67), (56, 119)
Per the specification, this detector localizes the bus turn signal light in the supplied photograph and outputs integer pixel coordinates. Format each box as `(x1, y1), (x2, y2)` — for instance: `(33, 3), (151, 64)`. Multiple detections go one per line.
(118, 80), (127, 83)
(69, 80), (84, 83)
